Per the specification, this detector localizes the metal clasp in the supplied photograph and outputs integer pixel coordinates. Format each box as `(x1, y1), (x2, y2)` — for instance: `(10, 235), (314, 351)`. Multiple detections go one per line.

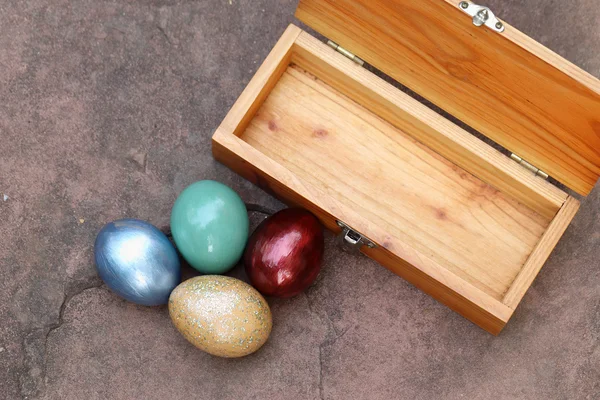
(336, 221), (377, 253)
(459, 1), (505, 33)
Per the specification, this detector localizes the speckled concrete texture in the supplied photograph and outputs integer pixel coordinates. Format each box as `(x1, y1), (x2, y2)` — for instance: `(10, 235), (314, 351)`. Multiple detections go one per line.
(0, 1), (598, 399)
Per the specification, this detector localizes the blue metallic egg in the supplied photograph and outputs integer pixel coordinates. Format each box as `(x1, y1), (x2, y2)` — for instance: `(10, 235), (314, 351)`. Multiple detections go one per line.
(94, 219), (181, 306)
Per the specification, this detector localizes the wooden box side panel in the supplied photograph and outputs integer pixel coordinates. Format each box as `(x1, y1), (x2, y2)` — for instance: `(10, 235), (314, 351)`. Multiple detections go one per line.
(212, 132), (513, 335)
(363, 246), (508, 335)
(503, 197), (580, 309)
(219, 25), (301, 138)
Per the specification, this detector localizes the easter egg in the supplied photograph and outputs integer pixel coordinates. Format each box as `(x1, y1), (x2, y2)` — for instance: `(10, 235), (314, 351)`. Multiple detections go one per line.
(170, 180), (249, 274)
(168, 276), (272, 358)
(94, 219), (181, 306)
(244, 208), (324, 298)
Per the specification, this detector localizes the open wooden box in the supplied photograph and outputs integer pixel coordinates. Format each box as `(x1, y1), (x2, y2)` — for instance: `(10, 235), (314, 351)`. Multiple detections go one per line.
(213, 0), (600, 334)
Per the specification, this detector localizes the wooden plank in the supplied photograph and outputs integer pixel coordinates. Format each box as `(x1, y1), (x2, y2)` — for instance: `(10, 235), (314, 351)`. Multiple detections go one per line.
(295, 0), (600, 195)
(502, 196), (580, 309)
(242, 66), (552, 300)
(213, 131), (513, 335)
(362, 245), (510, 335)
(219, 24), (301, 137)
(292, 32), (568, 220)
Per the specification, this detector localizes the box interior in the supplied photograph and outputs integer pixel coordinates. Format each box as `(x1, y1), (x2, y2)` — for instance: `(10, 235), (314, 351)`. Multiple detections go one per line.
(236, 58), (556, 301)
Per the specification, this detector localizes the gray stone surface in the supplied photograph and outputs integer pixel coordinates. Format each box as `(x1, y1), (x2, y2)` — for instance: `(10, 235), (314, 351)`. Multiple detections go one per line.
(0, 1), (598, 399)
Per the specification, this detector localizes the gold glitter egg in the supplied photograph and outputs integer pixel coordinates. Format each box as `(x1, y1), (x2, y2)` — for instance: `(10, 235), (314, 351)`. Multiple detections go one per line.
(168, 275), (272, 358)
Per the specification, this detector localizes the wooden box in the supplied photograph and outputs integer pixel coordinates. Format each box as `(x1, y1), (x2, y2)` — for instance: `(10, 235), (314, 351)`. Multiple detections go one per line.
(212, 0), (600, 334)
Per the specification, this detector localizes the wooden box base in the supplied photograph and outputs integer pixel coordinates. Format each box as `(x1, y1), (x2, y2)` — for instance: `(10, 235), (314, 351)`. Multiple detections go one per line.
(212, 25), (579, 335)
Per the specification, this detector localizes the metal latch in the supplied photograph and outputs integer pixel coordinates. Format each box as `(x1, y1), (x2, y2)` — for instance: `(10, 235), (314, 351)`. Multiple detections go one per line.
(459, 1), (505, 33)
(336, 220), (377, 253)
(511, 153), (549, 179)
(327, 41), (365, 66)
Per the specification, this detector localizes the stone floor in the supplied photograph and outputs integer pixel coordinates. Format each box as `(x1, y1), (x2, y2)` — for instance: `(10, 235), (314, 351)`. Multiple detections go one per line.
(1, 1), (599, 399)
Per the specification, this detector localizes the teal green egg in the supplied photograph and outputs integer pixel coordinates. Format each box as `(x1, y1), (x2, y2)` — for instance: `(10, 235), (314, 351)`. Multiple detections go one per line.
(170, 180), (249, 274)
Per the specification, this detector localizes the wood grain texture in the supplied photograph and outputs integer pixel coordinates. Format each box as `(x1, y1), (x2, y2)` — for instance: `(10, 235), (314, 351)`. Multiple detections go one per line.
(241, 65), (551, 300)
(213, 131), (513, 335)
(292, 32), (567, 220)
(502, 196), (580, 309)
(296, 0), (600, 195)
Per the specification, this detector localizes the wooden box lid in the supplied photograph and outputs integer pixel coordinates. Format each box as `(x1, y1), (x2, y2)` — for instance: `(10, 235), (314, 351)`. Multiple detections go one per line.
(295, 0), (600, 195)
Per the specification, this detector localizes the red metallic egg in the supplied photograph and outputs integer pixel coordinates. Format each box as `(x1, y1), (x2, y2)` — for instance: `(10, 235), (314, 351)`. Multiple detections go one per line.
(244, 208), (325, 298)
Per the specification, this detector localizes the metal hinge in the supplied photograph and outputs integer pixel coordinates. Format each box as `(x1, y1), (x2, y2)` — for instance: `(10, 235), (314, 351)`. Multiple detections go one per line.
(327, 41), (365, 66)
(511, 154), (549, 179)
(458, 1), (505, 33)
(336, 220), (377, 253)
